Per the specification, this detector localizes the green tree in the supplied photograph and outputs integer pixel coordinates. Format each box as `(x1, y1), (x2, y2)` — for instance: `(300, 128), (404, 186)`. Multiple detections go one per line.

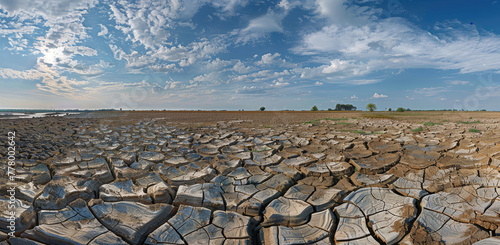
(335, 104), (357, 111)
(396, 107), (405, 112)
(345, 104), (356, 111)
(311, 105), (319, 111)
(260, 107), (265, 111)
(366, 103), (376, 112)
(327, 108), (333, 111)
(388, 108), (392, 111)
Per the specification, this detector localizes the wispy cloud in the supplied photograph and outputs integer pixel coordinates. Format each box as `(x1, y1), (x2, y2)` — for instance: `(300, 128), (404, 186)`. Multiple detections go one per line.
(295, 7), (500, 76)
(233, 10), (285, 44)
(447, 80), (470, 85)
(411, 87), (450, 97)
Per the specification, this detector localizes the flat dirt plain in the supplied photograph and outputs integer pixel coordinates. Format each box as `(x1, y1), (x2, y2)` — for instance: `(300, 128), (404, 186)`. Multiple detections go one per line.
(1, 111), (500, 245)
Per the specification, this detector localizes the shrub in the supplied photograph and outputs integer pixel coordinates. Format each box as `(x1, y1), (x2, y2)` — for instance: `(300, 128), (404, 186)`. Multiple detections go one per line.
(396, 107), (405, 112)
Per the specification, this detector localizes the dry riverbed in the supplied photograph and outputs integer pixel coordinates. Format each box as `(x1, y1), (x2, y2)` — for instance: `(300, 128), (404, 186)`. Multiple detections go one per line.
(1, 111), (500, 244)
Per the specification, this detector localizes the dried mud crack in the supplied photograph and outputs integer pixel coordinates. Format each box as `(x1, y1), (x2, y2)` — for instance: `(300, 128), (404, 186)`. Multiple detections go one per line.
(1, 114), (500, 244)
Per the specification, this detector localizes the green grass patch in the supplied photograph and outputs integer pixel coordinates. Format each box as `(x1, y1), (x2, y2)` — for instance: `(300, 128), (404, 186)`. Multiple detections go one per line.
(412, 127), (423, 132)
(363, 114), (396, 119)
(423, 122), (443, 126)
(469, 128), (481, 133)
(252, 148), (270, 152)
(352, 130), (366, 134)
(335, 122), (350, 125)
(264, 125), (271, 128)
(458, 120), (481, 124)
(352, 130), (374, 135)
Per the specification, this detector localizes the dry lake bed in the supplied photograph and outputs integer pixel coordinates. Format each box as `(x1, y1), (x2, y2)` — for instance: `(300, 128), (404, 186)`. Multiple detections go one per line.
(1, 111), (500, 245)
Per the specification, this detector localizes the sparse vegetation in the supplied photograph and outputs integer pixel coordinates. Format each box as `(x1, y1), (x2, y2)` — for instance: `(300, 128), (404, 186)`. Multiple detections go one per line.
(352, 130), (374, 135)
(252, 148), (268, 152)
(260, 107), (266, 111)
(311, 105), (318, 111)
(469, 129), (481, 133)
(353, 130), (367, 135)
(423, 122), (443, 126)
(366, 103), (377, 112)
(458, 120), (481, 124)
(324, 118), (349, 121)
(412, 127), (423, 132)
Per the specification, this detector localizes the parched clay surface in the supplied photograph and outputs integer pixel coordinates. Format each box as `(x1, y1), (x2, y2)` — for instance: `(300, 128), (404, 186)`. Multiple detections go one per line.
(1, 115), (500, 244)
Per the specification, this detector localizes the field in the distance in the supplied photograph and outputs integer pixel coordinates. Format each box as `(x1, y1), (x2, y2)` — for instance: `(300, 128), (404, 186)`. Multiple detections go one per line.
(76, 110), (500, 126)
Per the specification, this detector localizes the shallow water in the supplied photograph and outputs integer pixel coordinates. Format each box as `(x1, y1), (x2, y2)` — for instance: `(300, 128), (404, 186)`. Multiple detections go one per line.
(0, 112), (79, 119)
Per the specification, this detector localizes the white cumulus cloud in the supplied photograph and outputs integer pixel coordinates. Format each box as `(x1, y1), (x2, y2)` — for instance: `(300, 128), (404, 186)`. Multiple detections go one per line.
(372, 93), (388, 99)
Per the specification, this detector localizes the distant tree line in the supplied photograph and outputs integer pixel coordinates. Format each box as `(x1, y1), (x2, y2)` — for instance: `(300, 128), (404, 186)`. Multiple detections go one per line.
(258, 104), (486, 112)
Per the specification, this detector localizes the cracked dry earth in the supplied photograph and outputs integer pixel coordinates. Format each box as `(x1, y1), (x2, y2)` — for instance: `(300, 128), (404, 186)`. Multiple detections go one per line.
(2, 117), (500, 245)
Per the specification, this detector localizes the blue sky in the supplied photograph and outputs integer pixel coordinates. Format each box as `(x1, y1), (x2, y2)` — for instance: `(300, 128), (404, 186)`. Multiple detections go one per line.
(1, 0), (500, 111)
